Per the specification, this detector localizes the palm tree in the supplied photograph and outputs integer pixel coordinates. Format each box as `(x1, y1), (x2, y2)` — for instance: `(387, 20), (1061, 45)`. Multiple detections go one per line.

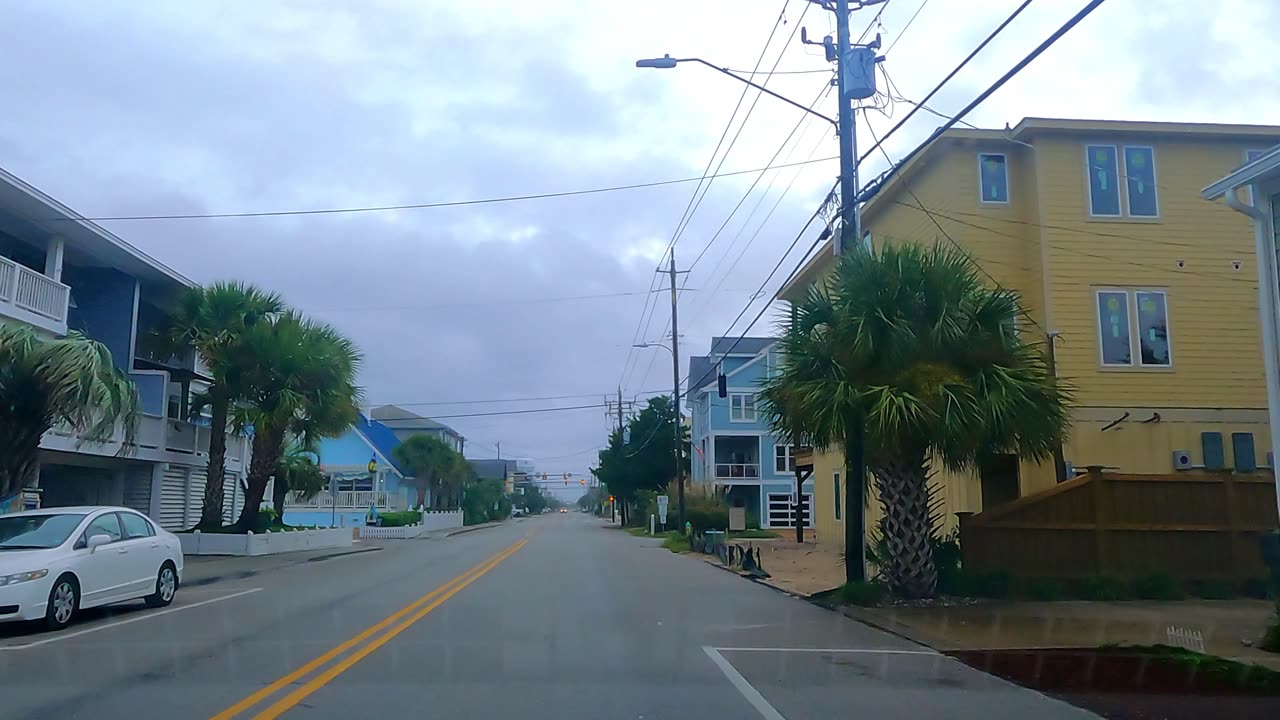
(154, 282), (284, 530)
(0, 325), (140, 502)
(392, 433), (461, 509)
(761, 243), (1071, 598)
(271, 444), (327, 520)
(232, 311), (361, 530)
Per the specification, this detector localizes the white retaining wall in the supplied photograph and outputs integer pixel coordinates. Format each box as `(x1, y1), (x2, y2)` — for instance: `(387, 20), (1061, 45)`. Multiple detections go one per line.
(178, 527), (353, 556)
(357, 510), (464, 540)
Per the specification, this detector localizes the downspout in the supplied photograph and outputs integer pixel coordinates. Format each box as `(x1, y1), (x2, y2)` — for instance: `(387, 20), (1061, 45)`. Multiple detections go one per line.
(1225, 186), (1280, 517)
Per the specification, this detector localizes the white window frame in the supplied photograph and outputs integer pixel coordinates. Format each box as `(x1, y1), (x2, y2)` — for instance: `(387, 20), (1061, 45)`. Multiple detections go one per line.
(729, 393), (756, 422)
(977, 152), (1010, 205)
(774, 444), (795, 474)
(1094, 288), (1174, 369)
(1084, 144), (1122, 218)
(1121, 145), (1160, 218)
(1133, 289), (1173, 368)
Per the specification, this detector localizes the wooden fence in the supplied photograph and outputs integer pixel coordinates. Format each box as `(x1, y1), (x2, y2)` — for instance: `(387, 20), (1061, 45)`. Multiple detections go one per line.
(957, 468), (1280, 581)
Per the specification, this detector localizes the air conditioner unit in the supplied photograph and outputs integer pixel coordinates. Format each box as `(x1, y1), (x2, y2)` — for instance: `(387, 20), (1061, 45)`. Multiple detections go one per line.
(1171, 450), (1192, 471)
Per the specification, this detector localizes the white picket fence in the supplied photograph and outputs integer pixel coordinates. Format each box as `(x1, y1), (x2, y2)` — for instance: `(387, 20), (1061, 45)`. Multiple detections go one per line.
(357, 510), (463, 539)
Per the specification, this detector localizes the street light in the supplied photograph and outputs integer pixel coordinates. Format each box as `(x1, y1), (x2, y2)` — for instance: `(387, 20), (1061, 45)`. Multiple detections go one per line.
(635, 55), (837, 127)
(633, 342), (685, 532)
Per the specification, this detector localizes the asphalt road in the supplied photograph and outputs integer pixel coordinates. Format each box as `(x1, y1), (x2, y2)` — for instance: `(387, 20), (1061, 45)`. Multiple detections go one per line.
(0, 514), (1096, 719)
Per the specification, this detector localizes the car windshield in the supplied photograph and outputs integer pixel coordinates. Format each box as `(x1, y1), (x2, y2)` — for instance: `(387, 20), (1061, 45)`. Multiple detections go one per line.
(0, 513), (86, 549)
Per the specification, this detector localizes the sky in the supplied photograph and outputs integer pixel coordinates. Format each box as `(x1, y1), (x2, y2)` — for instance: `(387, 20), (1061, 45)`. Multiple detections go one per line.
(1, 0), (1277, 499)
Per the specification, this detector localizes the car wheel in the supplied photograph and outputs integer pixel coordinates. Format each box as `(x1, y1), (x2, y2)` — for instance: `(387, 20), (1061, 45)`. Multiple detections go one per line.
(45, 575), (79, 631)
(145, 562), (178, 608)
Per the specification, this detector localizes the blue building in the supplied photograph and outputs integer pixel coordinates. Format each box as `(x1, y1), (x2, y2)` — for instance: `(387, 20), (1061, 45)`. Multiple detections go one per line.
(0, 166), (253, 528)
(686, 337), (812, 530)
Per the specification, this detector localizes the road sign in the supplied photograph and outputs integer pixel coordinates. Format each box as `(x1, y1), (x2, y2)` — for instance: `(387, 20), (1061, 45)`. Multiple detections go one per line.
(657, 495), (669, 524)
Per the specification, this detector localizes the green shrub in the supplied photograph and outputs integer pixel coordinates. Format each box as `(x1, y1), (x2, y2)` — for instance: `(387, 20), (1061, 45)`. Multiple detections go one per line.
(1023, 577), (1064, 601)
(1076, 575), (1131, 601)
(1133, 572), (1187, 600)
(936, 568), (978, 596)
(1187, 579), (1236, 600)
(378, 511), (423, 527)
(661, 531), (690, 553)
(838, 581), (889, 607)
(1240, 577), (1271, 600)
(967, 570), (1011, 598)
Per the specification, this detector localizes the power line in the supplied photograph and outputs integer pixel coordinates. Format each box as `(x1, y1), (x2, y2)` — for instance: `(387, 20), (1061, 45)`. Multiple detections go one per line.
(856, 0), (1037, 170)
(44, 155), (839, 224)
(372, 404), (604, 421)
(309, 288), (749, 314)
(884, 0), (932, 54)
(682, 183), (837, 398)
(620, 0), (794, 393)
(366, 392), (656, 408)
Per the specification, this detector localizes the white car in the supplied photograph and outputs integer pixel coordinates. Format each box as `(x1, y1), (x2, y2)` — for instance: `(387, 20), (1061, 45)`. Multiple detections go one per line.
(0, 506), (184, 631)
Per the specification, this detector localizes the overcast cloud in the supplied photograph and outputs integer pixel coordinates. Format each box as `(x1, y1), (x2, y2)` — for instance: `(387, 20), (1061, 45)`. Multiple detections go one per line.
(2, 0), (1277, 496)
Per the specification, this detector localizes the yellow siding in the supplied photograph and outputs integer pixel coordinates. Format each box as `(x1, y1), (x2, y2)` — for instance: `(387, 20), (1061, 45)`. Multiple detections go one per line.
(1034, 135), (1270, 409)
(791, 123), (1278, 552)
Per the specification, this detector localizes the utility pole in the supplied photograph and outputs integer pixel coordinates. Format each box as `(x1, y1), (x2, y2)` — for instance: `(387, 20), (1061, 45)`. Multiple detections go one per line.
(668, 250), (686, 532)
(807, 0), (884, 584)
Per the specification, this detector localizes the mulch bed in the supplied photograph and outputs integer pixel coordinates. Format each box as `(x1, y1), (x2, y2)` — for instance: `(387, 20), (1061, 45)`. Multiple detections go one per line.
(949, 646), (1280, 719)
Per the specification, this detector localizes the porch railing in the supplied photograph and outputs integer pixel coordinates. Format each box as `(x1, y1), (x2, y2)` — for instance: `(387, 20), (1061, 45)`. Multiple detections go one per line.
(0, 256), (15, 302)
(715, 463), (759, 479)
(285, 490), (404, 511)
(13, 264), (69, 321)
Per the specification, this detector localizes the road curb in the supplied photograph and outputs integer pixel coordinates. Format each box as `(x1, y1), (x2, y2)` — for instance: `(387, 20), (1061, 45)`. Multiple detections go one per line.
(441, 521), (503, 537)
(182, 546), (381, 587)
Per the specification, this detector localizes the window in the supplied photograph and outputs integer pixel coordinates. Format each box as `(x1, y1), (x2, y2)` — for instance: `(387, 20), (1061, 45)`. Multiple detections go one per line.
(1096, 290), (1132, 366)
(81, 513), (123, 546)
(1095, 289), (1173, 368)
(1123, 146), (1158, 217)
(1135, 291), (1171, 367)
(119, 512), (155, 539)
(729, 393), (756, 422)
(978, 153), (1009, 203)
(1086, 145), (1121, 216)
(774, 444), (795, 473)
(833, 471), (842, 521)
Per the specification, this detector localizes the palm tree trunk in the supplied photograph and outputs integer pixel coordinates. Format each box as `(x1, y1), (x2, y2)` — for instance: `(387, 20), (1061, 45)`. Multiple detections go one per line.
(869, 451), (938, 599)
(271, 476), (288, 520)
(415, 483), (426, 509)
(0, 424), (44, 503)
(844, 422), (868, 585)
(197, 393), (230, 530)
(236, 426), (283, 531)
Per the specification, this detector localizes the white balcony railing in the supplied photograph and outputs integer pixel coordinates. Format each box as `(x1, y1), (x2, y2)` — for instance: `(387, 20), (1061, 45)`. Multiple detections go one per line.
(13, 264), (69, 321)
(715, 463), (760, 479)
(0, 256), (15, 302)
(285, 490), (405, 511)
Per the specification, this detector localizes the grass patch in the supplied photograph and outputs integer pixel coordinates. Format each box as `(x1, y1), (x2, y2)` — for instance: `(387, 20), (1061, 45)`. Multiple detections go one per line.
(627, 527), (655, 537)
(1114, 645), (1280, 692)
(728, 529), (780, 539)
(661, 531), (691, 553)
(836, 580), (889, 607)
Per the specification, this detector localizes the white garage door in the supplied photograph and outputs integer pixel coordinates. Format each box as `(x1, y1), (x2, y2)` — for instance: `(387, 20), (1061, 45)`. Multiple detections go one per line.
(159, 465), (190, 530)
(766, 493), (813, 528)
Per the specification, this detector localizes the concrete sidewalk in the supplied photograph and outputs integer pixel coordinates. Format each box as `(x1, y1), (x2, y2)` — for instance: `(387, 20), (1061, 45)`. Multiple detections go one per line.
(843, 599), (1280, 670)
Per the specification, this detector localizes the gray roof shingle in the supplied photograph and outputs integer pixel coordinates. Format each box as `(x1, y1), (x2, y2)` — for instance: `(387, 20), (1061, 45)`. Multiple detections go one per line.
(710, 336), (774, 357)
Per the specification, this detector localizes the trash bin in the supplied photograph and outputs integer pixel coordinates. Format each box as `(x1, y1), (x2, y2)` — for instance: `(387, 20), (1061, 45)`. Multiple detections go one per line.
(705, 530), (726, 554)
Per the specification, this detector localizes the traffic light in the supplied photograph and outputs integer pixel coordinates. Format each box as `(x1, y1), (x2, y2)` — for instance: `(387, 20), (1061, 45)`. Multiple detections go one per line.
(580, 478), (586, 485)
(608, 495), (614, 502)
(717, 371), (727, 398)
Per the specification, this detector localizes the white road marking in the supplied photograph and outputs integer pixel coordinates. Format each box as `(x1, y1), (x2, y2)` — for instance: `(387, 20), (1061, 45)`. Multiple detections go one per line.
(714, 646), (938, 655)
(0, 587), (262, 651)
(703, 646), (788, 720)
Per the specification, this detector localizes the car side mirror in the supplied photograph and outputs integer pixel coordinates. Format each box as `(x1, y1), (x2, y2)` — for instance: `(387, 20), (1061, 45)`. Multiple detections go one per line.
(87, 534), (113, 552)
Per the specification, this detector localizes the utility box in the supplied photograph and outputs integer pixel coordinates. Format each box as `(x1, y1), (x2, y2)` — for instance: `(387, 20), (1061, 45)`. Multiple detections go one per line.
(840, 47), (878, 100)
(729, 506), (746, 532)
(1232, 432), (1257, 472)
(1201, 432), (1226, 470)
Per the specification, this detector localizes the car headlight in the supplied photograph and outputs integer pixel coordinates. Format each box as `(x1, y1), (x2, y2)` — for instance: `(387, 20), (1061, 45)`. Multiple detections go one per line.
(0, 569), (49, 587)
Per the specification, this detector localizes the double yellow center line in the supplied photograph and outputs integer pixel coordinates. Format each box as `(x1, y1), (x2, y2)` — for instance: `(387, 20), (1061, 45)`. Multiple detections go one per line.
(210, 537), (528, 720)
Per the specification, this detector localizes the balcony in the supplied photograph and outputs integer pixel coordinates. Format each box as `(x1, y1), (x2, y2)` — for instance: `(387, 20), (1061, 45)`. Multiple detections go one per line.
(715, 463), (760, 480)
(286, 490), (406, 511)
(0, 256), (70, 335)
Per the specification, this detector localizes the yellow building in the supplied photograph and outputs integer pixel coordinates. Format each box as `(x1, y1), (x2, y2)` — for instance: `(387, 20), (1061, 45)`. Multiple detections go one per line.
(778, 118), (1280, 553)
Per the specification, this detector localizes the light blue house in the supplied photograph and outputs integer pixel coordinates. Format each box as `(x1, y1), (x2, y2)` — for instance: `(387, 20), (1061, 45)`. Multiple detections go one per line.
(686, 337), (813, 530)
(282, 414), (417, 528)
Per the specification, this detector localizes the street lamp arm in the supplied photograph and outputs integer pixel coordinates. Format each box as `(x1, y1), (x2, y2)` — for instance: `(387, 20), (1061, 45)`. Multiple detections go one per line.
(636, 55), (837, 127)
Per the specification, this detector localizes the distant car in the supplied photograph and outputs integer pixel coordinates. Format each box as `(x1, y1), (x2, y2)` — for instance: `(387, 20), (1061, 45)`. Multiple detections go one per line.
(0, 506), (183, 631)
(559, 508), (567, 513)
(511, 507), (526, 518)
